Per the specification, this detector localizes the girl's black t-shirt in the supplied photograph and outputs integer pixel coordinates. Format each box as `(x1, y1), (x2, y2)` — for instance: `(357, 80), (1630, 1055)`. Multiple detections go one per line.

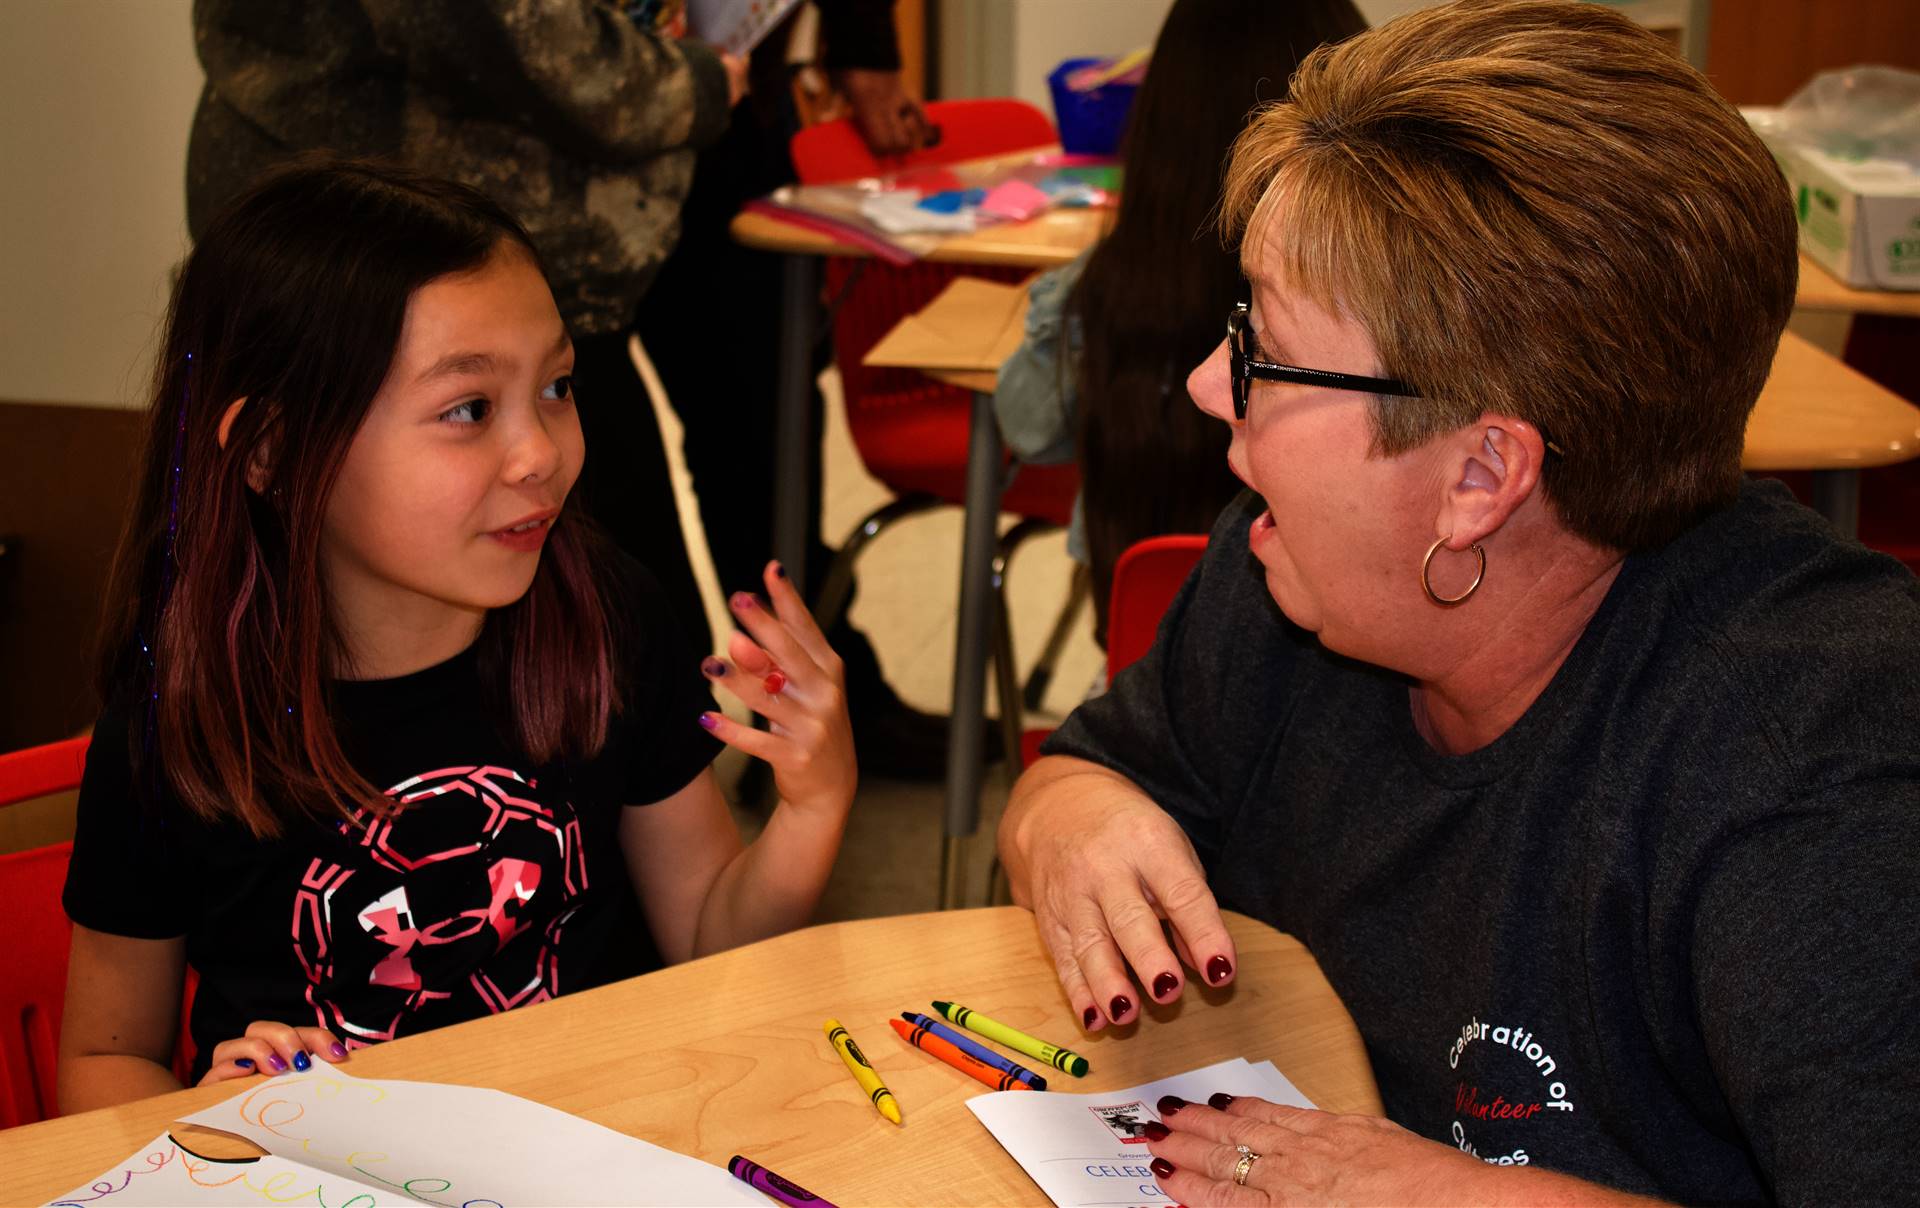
(64, 561), (722, 1079)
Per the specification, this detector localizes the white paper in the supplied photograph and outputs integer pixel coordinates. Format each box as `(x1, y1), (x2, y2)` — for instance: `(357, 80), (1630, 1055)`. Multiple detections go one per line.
(965, 1058), (1316, 1208)
(686, 0), (805, 55)
(52, 1065), (765, 1208)
(48, 1131), (401, 1207)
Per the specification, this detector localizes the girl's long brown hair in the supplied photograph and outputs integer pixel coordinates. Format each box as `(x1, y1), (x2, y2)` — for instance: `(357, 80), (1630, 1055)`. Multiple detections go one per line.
(98, 155), (620, 837)
(1069, 0), (1367, 643)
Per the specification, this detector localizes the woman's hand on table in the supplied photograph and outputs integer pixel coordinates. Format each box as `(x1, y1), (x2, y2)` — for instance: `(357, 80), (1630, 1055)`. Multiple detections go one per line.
(700, 561), (855, 820)
(1000, 756), (1235, 1031)
(1145, 1094), (1664, 1207)
(199, 1021), (349, 1086)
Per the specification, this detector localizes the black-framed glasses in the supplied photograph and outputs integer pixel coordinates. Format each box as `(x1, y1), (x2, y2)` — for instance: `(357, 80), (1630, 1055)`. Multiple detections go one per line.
(1227, 301), (1419, 420)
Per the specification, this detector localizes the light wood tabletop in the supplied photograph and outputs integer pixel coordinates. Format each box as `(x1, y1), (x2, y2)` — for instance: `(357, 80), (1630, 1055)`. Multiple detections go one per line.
(1791, 253), (1920, 320)
(1745, 329), (1920, 469)
(0, 907), (1379, 1207)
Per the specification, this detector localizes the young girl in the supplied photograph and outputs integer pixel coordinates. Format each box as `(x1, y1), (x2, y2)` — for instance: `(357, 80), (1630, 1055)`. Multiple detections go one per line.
(995, 0), (1367, 646)
(57, 157), (857, 1112)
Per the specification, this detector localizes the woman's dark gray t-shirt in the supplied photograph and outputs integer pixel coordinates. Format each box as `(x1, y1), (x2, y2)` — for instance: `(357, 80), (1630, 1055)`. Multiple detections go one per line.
(1044, 480), (1920, 1205)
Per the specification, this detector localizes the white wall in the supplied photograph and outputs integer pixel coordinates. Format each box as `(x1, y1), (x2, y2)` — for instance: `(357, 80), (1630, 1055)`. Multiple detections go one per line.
(0, 1), (201, 410)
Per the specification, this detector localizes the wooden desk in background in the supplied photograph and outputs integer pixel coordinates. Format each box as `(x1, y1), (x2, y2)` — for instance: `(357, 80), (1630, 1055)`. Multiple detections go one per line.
(0, 908), (1379, 1207)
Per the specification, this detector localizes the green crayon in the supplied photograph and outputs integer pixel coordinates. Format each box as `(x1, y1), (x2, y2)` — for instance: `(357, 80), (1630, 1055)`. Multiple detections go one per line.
(932, 1000), (1090, 1077)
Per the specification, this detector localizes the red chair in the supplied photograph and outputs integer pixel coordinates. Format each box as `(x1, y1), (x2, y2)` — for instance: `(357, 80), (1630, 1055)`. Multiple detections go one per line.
(1015, 534), (1210, 771)
(0, 736), (195, 1126)
(792, 99), (1084, 743)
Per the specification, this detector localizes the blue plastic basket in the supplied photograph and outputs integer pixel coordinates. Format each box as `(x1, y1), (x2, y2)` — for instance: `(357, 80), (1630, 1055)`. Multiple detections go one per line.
(1047, 57), (1140, 156)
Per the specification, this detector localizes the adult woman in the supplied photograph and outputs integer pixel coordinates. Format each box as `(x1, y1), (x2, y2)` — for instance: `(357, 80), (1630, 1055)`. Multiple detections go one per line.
(998, 1), (1918, 1203)
(994, 0), (1367, 646)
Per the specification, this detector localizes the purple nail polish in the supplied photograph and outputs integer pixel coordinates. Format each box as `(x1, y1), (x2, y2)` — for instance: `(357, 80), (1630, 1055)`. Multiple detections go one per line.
(1109, 994), (1133, 1021)
(1208, 1092), (1235, 1110)
(1156, 1094), (1187, 1115)
(1143, 1120), (1170, 1141)
(330, 1043), (348, 1059)
(266, 1053), (288, 1072)
(1152, 971), (1178, 1000)
(697, 713), (719, 731)
(1082, 1006), (1098, 1029)
(1150, 1157), (1176, 1179)
(1206, 954), (1233, 984)
(292, 1051), (311, 1071)
(234, 1058), (255, 1069)
(701, 656), (727, 677)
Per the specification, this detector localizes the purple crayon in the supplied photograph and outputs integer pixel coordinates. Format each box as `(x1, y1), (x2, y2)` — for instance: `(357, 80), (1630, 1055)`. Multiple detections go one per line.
(728, 1155), (839, 1208)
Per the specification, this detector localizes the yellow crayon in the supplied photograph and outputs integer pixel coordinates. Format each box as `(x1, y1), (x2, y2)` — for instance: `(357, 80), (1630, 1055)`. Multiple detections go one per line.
(825, 1018), (902, 1125)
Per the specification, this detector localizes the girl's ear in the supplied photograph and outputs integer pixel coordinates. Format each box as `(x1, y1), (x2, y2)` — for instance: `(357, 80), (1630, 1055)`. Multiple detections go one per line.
(216, 397), (276, 494)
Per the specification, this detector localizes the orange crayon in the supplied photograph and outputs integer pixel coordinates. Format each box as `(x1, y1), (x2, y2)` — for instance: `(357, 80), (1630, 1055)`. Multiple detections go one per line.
(889, 1018), (1037, 1092)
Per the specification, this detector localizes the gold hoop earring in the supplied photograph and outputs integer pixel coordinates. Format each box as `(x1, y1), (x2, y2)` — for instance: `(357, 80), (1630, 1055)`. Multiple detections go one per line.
(1421, 537), (1485, 607)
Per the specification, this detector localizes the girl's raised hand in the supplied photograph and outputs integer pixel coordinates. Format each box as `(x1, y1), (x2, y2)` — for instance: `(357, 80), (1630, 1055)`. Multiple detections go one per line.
(198, 1020), (349, 1086)
(699, 562), (856, 817)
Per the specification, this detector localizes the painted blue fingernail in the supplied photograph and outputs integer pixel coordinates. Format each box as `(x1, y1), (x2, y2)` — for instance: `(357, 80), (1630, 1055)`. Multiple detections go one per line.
(235, 1058), (255, 1069)
(701, 656), (727, 677)
(697, 713), (719, 731)
(293, 1051), (311, 1071)
(773, 561), (789, 579)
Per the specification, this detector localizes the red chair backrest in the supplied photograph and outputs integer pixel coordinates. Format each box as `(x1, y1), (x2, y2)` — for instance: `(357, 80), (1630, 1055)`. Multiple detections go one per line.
(1107, 535), (1209, 682)
(1018, 534), (1208, 772)
(0, 736), (196, 1125)
(791, 98), (1057, 184)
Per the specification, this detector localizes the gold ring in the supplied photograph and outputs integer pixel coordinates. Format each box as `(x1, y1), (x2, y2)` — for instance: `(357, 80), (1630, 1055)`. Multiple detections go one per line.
(1231, 1144), (1261, 1186)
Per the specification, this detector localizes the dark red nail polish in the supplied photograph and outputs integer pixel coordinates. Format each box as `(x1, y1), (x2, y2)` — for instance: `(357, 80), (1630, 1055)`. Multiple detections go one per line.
(763, 670), (787, 695)
(1208, 1092), (1235, 1109)
(697, 713), (719, 731)
(1143, 1120), (1170, 1141)
(1207, 955), (1233, 984)
(1152, 971), (1178, 999)
(1150, 1157), (1176, 1179)
(1109, 994), (1133, 1021)
(1082, 1006), (1098, 1029)
(1156, 1094), (1187, 1115)
(701, 656), (727, 677)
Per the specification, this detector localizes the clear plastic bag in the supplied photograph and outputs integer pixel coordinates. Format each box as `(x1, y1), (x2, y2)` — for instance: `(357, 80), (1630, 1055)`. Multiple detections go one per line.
(1775, 66), (1920, 165)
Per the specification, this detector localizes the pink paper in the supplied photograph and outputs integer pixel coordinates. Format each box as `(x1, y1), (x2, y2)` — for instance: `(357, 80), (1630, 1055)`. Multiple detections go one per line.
(979, 179), (1051, 222)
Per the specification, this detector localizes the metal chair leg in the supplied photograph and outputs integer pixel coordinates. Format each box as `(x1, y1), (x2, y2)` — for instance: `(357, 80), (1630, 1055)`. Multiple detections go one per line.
(1022, 562), (1092, 712)
(813, 492), (944, 633)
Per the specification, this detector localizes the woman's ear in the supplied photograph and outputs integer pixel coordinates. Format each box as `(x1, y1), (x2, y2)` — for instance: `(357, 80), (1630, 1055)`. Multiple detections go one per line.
(1431, 415), (1547, 549)
(216, 397), (276, 495)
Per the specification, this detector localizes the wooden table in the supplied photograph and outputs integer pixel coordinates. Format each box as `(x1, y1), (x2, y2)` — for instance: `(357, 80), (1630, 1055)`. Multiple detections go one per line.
(1790, 252), (1920, 319)
(0, 908), (1378, 1207)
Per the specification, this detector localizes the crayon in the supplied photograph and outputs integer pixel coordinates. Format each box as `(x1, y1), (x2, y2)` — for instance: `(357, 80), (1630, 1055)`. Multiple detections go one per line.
(824, 1018), (902, 1125)
(728, 1155), (839, 1208)
(931, 1000), (1089, 1077)
(900, 1012), (1047, 1091)
(889, 1018), (1037, 1092)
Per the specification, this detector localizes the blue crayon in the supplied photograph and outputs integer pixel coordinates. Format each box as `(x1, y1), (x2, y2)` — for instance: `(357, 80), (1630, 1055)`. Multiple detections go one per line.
(900, 1012), (1047, 1091)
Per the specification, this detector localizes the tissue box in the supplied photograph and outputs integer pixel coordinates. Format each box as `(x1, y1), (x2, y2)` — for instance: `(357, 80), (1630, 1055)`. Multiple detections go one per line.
(1746, 106), (1920, 290)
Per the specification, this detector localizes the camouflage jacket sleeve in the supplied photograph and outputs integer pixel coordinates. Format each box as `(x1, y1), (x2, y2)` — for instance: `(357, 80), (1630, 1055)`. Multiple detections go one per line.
(362, 0), (732, 164)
